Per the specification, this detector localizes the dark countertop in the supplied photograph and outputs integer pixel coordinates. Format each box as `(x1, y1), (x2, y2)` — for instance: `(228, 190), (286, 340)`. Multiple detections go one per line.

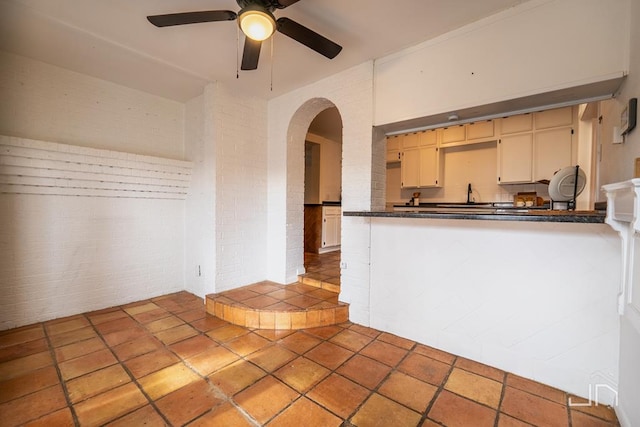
(344, 208), (606, 223)
(304, 201), (342, 207)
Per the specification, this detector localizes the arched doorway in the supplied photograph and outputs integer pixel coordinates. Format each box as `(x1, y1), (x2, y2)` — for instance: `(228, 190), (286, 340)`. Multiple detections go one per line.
(302, 107), (343, 291)
(282, 98), (343, 288)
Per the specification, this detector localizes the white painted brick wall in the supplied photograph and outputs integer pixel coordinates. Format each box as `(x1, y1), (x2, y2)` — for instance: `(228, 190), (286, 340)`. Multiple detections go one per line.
(184, 83), (269, 297)
(267, 62), (376, 286)
(0, 51), (185, 159)
(0, 55), (188, 329)
(212, 84), (268, 292)
(1, 176), (186, 330)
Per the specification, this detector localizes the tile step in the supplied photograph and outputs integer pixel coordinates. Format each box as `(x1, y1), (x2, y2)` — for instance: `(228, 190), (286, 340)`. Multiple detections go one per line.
(297, 275), (340, 293)
(205, 281), (348, 330)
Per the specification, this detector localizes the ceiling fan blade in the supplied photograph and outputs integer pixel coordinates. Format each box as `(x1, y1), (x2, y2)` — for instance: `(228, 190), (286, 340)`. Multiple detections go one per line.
(273, 0), (301, 8)
(147, 10), (236, 27)
(241, 38), (262, 70)
(276, 17), (342, 59)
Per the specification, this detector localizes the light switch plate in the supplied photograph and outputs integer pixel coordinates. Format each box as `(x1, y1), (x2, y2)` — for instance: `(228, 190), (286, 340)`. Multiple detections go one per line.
(613, 126), (623, 144)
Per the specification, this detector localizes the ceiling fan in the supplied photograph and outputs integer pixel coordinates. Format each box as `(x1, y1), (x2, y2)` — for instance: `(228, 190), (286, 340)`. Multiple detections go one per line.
(147, 0), (342, 71)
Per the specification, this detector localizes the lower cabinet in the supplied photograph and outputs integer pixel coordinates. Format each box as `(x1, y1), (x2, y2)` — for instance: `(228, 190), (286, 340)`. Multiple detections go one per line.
(304, 205), (322, 253)
(321, 206), (341, 249)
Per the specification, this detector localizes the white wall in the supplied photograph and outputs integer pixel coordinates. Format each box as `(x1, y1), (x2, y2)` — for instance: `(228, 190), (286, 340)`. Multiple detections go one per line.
(374, 0), (628, 126)
(0, 54), (188, 329)
(267, 63), (377, 295)
(599, 1), (640, 425)
(184, 83), (269, 297)
(0, 51), (185, 159)
(306, 132), (342, 203)
(211, 84), (268, 292)
(367, 217), (620, 404)
(0, 137), (189, 329)
(184, 94), (214, 298)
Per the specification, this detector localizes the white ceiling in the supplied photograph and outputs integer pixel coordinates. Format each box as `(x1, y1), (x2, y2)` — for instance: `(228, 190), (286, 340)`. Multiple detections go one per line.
(0, 0), (529, 102)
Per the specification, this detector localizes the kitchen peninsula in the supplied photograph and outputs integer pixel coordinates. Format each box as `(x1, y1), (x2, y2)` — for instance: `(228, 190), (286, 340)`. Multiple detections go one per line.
(347, 206), (605, 223)
(341, 207), (620, 404)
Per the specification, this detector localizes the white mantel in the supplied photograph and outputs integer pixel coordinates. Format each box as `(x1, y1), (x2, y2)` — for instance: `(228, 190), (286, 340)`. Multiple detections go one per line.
(603, 179), (640, 331)
(598, 179), (640, 427)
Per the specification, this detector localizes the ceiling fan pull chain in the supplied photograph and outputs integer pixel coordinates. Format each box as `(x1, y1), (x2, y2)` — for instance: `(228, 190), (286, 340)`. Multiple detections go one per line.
(270, 36), (274, 91)
(236, 25), (240, 79)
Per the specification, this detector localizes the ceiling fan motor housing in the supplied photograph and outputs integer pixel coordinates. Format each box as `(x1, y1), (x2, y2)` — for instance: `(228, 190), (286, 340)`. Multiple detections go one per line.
(237, 0), (289, 11)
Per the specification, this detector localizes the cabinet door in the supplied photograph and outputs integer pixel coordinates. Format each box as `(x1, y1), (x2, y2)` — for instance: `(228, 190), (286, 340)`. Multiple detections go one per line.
(386, 135), (401, 163)
(321, 208), (341, 248)
(442, 125), (466, 145)
(466, 120), (495, 141)
(419, 146), (440, 187)
(401, 148), (420, 188)
(387, 135), (401, 151)
(500, 114), (533, 135)
(498, 134), (533, 184)
(534, 127), (574, 181)
(402, 132), (420, 148)
(386, 150), (401, 162)
(534, 107), (573, 130)
(419, 129), (438, 146)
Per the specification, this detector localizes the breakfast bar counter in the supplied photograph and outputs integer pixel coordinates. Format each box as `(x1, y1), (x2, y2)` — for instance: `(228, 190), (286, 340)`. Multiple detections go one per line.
(340, 206), (619, 404)
(343, 207), (606, 223)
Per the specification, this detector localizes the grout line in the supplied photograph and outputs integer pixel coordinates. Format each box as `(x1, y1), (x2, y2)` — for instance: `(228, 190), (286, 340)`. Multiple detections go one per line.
(494, 371), (509, 427)
(42, 321), (81, 427)
(88, 305), (175, 427)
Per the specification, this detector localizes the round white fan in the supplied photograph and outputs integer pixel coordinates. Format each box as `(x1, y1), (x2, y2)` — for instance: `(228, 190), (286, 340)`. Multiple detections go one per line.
(548, 166), (586, 202)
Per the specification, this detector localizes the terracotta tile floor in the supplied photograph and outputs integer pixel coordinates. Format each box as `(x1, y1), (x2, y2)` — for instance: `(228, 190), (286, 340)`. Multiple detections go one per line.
(0, 291), (620, 426)
(299, 251), (341, 291)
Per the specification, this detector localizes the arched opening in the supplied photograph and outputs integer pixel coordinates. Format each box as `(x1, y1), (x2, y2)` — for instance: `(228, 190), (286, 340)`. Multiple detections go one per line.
(283, 98), (343, 291)
(302, 107), (343, 290)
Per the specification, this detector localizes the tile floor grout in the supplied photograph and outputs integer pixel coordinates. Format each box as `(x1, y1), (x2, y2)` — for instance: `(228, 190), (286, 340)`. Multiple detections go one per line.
(1, 303), (620, 426)
(0, 252), (621, 427)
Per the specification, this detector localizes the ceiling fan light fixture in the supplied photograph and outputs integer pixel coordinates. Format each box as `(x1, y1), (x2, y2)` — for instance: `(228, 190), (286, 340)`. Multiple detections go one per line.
(238, 6), (276, 41)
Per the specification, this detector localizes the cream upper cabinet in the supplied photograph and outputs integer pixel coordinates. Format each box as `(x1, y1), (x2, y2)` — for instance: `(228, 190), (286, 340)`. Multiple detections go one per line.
(441, 121), (495, 147)
(498, 133), (533, 184)
(419, 146), (440, 187)
(534, 106), (573, 130)
(401, 130), (441, 188)
(500, 114), (533, 135)
(402, 132), (420, 148)
(441, 125), (466, 145)
(466, 120), (495, 142)
(497, 106), (576, 184)
(534, 127), (574, 181)
(401, 147), (421, 188)
(419, 129), (438, 146)
(386, 135), (401, 163)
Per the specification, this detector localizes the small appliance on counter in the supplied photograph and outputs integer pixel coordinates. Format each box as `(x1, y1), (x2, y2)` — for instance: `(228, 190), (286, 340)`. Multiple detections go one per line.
(409, 192), (421, 206)
(513, 192), (545, 208)
(547, 165), (586, 210)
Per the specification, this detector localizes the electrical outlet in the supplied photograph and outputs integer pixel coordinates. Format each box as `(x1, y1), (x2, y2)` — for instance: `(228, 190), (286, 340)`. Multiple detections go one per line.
(340, 261), (347, 269)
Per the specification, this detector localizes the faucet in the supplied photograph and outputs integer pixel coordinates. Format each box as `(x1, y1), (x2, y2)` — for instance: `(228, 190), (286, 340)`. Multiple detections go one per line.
(467, 183), (473, 204)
